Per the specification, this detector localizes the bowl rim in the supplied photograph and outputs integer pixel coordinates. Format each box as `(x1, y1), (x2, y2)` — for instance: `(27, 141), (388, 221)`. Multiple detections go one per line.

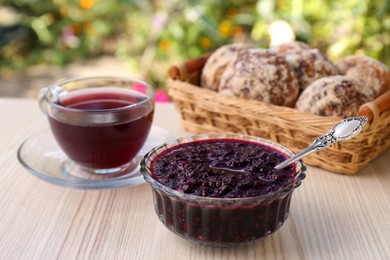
(140, 133), (306, 204)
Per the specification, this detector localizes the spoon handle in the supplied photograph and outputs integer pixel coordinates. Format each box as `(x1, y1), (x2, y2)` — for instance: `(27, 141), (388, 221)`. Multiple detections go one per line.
(274, 116), (367, 170)
(274, 132), (336, 170)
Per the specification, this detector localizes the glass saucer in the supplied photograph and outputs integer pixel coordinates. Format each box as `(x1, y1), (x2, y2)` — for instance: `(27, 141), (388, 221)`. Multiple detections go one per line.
(17, 125), (175, 190)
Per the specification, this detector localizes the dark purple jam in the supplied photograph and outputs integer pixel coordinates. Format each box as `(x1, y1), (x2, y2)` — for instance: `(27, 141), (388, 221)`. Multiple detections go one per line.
(151, 139), (295, 198)
(145, 138), (304, 246)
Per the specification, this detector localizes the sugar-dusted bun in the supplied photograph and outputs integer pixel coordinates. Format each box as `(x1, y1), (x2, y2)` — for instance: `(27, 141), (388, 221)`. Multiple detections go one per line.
(271, 41), (311, 54)
(200, 43), (251, 91)
(282, 49), (339, 91)
(336, 55), (390, 99)
(273, 42), (339, 91)
(218, 48), (299, 107)
(295, 75), (371, 118)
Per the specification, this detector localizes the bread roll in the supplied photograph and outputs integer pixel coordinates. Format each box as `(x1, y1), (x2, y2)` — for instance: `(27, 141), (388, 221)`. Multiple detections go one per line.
(295, 75), (371, 118)
(271, 41), (311, 54)
(283, 49), (339, 90)
(273, 42), (339, 91)
(200, 43), (251, 91)
(218, 48), (300, 107)
(336, 55), (390, 99)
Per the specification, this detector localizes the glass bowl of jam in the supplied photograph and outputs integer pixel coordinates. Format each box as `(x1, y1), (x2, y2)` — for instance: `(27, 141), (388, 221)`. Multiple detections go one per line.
(140, 133), (306, 247)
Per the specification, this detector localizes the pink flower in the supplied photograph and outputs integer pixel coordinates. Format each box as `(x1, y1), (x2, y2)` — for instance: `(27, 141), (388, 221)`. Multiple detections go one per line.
(152, 13), (167, 30)
(132, 83), (147, 93)
(155, 90), (170, 103)
(132, 83), (170, 102)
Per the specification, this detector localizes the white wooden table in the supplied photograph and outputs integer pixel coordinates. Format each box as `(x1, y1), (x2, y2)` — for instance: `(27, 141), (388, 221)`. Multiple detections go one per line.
(0, 98), (389, 259)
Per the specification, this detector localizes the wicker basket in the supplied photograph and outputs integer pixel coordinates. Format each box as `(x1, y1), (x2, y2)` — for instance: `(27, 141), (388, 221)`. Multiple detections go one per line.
(167, 54), (390, 175)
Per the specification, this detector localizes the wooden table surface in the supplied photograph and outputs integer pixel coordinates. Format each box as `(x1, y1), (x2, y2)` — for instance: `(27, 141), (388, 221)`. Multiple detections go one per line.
(0, 98), (389, 260)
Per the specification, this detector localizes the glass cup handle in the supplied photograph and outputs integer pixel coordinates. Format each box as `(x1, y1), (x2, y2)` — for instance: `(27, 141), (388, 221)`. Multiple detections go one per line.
(38, 87), (48, 115)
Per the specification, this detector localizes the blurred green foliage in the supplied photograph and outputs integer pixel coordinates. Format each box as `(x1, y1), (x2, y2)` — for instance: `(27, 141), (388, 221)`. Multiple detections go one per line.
(1, 0), (389, 88)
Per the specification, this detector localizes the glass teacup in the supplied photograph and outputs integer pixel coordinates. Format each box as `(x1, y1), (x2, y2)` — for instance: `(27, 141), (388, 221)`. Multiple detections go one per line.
(39, 76), (155, 175)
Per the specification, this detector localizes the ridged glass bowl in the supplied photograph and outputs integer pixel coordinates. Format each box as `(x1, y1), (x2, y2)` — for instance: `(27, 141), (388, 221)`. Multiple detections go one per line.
(140, 133), (306, 247)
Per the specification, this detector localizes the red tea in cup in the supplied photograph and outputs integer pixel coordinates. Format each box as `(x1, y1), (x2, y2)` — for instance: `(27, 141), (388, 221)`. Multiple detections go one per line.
(39, 77), (155, 174)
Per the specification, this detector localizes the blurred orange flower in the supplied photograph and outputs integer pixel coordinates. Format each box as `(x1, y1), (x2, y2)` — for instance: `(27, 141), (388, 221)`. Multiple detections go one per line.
(80, 0), (94, 10)
(199, 37), (212, 49)
(232, 25), (243, 36)
(218, 20), (232, 38)
(159, 39), (171, 51)
(226, 7), (237, 18)
(71, 24), (81, 35)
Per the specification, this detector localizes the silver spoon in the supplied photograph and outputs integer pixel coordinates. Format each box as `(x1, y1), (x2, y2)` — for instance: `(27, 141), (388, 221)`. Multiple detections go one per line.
(274, 116), (368, 170)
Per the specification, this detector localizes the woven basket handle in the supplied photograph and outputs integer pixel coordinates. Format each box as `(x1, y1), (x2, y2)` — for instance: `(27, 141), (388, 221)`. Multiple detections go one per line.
(357, 90), (390, 121)
(168, 53), (211, 81)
